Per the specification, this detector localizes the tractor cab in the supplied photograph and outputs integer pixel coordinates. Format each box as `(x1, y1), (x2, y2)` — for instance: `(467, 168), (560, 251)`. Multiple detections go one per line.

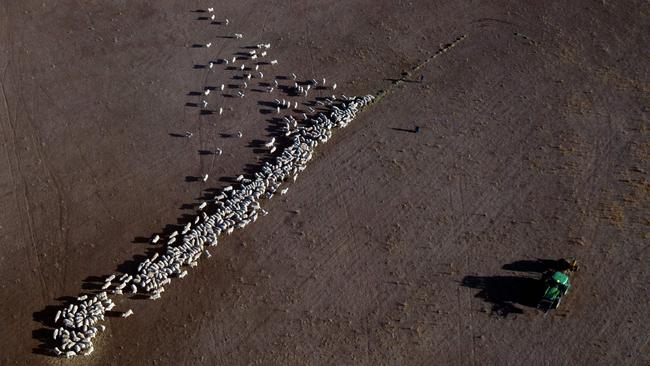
(550, 271), (569, 287)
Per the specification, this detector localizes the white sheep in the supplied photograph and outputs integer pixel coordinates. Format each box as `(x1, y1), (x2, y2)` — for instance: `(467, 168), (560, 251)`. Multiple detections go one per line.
(264, 137), (276, 147)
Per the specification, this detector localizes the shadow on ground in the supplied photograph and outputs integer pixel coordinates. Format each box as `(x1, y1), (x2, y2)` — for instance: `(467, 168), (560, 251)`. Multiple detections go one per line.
(461, 258), (569, 316)
(461, 275), (541, 316)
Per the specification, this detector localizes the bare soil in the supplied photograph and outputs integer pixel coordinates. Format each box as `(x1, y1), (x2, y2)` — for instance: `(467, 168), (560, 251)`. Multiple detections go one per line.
(0, 1), (648, 365)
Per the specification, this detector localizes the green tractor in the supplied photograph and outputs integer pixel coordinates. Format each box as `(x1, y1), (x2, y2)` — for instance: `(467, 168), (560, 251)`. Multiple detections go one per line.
(538, 259), (578, 312)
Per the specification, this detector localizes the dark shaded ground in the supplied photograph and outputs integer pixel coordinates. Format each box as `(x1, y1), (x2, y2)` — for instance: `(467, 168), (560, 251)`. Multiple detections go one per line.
(0, 1), (648, 365)
(461, 258), (573, 316)
(461, 275), (540, 316)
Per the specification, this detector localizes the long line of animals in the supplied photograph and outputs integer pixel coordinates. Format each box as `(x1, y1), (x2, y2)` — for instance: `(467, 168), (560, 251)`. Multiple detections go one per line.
(48, 7), (374, 358)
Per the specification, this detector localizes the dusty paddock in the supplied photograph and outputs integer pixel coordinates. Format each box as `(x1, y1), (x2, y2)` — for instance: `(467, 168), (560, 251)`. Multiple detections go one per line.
(0, 0), (648, 365)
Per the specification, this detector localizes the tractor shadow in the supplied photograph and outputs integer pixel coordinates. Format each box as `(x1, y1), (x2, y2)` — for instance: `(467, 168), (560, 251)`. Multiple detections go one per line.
(461, 259), (568, 316)
(461, 275), (541, 316)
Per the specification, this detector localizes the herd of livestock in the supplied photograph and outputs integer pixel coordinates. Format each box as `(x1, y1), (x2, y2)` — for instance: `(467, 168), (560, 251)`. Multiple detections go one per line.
(49, 8), (374, 358)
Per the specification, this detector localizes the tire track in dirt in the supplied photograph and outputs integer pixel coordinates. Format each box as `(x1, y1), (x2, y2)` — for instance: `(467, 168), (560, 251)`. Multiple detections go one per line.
(34, 84), (72, 290)
(1, 76), (51, 304)
(0, 4), (54, 304)
(11, 4), (72, 299)
(17, 75), (73, 293)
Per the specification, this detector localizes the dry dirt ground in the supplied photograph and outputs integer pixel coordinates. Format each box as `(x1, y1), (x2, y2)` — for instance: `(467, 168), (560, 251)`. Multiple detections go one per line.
(0, 1), (648, 365)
